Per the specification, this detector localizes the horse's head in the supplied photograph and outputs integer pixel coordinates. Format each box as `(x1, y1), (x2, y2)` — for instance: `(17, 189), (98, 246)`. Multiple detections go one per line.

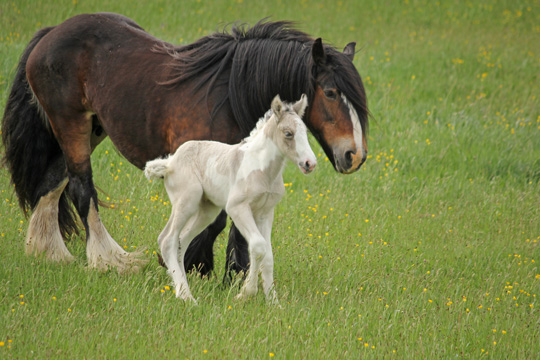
(271, 94), (317, 174)
(307, 38), (369, 174)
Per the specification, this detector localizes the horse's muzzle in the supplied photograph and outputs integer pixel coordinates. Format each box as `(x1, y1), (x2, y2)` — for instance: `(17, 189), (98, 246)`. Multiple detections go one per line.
(335, 147), (367, 174)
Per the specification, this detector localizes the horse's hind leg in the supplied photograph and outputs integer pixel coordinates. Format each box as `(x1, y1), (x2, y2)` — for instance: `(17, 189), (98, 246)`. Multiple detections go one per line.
(26, 156), (72, 262)
(54, 113), (145, 272)
(184, 210), (228, 275)
(26, 179), (71, 260)
(85, 197), (145, 272)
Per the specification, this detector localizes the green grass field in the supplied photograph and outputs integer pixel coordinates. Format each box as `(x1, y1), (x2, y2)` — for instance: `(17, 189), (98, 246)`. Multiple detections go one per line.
(1, 0), (539, 358)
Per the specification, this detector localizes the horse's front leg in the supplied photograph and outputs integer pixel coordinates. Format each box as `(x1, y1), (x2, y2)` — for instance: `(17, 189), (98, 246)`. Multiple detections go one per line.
(226, 202), (267, 299)
(222, 224), (250, 285)
(184, 210), (228, 275)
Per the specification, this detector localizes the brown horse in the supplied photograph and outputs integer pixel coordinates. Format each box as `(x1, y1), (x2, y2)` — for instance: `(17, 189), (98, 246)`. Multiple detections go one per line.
(2, 13), (369, 276)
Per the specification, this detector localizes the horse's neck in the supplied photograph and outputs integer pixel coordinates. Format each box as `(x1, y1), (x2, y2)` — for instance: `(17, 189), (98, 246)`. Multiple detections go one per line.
(239, 128), (286, 181)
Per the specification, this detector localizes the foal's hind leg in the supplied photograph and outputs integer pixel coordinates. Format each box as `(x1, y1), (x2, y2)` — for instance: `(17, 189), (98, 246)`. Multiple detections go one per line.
(175, 204), (222, 298)
(159, 211), (195, 301)
(159, 200), (202, 302)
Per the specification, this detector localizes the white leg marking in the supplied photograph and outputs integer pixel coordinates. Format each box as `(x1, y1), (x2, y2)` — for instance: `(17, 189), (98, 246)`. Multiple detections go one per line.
(86, 199), (147, 273)
(25, 178), (74, 262)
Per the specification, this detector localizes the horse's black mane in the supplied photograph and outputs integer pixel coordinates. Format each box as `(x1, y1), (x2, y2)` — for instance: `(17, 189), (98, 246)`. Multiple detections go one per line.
(158, 20), (368, 136)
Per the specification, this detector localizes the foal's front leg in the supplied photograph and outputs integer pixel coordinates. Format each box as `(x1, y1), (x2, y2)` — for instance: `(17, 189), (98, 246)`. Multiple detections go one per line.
(226, 202), (267, 300)
(258, 212), (279, 305)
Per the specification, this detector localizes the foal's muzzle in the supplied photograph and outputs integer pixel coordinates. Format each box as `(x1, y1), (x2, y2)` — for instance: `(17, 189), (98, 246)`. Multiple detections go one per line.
(299, 159), (317, 174)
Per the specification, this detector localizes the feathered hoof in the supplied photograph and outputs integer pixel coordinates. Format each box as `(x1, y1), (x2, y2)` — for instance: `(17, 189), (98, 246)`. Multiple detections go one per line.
(87, 249), (149, 274)
(25, 237), (76, 264)
(25, 177), (74, 263)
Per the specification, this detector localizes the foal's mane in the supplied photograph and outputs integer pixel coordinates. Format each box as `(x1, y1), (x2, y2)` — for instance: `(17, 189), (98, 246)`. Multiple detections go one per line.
(157, 20), (368, 137)
(241, 101), (298, 145)
(241, 109), (274, 145)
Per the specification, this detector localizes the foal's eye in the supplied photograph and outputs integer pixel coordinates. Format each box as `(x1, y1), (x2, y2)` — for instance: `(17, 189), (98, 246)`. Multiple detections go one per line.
(324, 89), (338, 100)
(284, 131), (294, 139)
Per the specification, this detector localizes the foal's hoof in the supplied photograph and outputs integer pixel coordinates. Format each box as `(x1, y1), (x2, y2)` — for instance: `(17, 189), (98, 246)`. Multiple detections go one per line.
(235, 289), (258, 302)
(186, 297), (198, 305)
(267, 297), (281, 307)
(234, 292), (248, 301)
(175, 291), (198, 304)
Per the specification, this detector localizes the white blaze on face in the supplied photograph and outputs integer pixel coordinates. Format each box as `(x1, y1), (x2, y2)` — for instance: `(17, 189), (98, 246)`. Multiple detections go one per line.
(342, 95), (365, 159)
(291, 117), (317, 173)
(293, 119), (313, 160)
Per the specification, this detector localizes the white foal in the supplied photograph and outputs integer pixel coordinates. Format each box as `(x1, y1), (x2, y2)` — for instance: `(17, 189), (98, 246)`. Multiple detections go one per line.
(145, 94), (316, 303)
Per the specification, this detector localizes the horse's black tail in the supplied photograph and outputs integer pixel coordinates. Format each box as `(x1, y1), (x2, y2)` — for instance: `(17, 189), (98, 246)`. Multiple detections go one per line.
(1, 26), (79, 239)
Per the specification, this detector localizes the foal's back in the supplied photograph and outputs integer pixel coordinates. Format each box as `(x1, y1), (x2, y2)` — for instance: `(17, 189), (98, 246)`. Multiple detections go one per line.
(164, 140), (242, 207)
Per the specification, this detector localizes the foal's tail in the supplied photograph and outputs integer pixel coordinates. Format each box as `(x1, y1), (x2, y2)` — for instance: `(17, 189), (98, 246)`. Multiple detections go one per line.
(144, 157), (172, 180)
(1, 26), (79, 238)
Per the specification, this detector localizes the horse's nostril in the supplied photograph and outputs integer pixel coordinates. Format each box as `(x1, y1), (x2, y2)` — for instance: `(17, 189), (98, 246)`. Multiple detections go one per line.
(345, 150), (355, 165)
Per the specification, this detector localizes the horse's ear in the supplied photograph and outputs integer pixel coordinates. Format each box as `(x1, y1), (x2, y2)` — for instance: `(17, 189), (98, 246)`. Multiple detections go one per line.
(312, 38), (326, 66)
(293, 94), (308, 118)
(343, 42), (356, 61)
(271, 95), (283, 119)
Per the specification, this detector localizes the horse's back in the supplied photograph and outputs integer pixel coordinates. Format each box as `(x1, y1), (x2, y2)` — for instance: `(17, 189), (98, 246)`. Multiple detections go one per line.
(27, 12), (158, 76)
(25, 13), (177, 168)
(32, 12), (149, 48)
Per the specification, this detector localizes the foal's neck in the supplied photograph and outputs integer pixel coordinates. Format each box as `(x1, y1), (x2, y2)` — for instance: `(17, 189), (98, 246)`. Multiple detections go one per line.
(241, 119), (286, 179)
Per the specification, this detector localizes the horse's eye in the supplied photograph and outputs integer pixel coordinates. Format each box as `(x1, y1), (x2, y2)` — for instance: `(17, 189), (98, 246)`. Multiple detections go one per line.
(324, 89), (337, 100)
(284, 131), (294, 139)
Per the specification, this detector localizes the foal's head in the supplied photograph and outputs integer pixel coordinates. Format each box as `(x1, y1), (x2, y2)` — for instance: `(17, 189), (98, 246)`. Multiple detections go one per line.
(269, 94), (317, 174)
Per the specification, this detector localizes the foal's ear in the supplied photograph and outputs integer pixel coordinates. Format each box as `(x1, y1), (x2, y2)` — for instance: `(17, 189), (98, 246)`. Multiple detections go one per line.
(271, 95), (283, 118)
(293, 94), (308, 118)
(312, 38), (326, 66)
(343, 42), (356, 61)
